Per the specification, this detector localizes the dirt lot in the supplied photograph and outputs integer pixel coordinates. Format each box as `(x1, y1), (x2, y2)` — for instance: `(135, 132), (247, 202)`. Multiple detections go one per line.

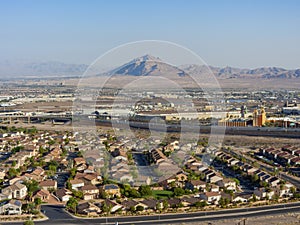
(181, 212), (300, 225)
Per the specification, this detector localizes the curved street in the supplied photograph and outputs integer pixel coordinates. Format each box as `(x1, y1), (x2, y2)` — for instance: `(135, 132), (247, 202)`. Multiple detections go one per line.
(4, 202), (300, 225)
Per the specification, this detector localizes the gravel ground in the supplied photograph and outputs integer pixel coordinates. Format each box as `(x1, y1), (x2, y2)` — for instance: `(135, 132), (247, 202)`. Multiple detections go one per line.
(168, 213), (300, 225)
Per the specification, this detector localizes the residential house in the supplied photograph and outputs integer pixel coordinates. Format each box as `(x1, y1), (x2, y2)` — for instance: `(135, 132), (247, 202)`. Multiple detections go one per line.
(2, 183), (27, 199)
(167, 198), (181, 208)
(243, 164), (258, 175)
(267, 177), (281, 187)
(56, 188), (72, 202)
(200, 192), (221, 204)
(185, 180), (207, 191)
(216, 178), (237, 191)
(39, 180), (57, 191)
(121, 199), (140, 210)
(74, 158), (86, 166)
(100, 184), (120, 198)
(276, 185), (292, 198)
(75, 173), (101, 186)
(254, 188), (275, 200)
(79, 185), (99, 200)
(207, 173), (223, 184)
(228, 158), (240, 166)
(9, 177), (23, 185)
(69, 179), (84, 190)
(100, 199), (124, 213)
(0, 200), (22, 215)
(291, 157), (300, 165)
(167, 171), (188, 184)
(232, 193), (253, 203)
(140, 199), (158, 211)
(149, 149), (166, 164)
(180, 197), (199, 207)
(84, 165), (95, 174)
(77, 202), (101, 216)
(98, 199), (123, 213)
(210, 184), (220, 192)
(31, 167), (46, 182)
(32, 189), (51, 202)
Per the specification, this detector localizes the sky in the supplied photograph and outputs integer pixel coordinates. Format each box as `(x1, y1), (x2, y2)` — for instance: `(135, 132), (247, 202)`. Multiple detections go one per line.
(1, 0), (300, 69)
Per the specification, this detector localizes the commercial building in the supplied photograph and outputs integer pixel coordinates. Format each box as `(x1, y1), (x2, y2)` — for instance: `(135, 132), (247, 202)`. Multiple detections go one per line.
(253, 108), (266, 127)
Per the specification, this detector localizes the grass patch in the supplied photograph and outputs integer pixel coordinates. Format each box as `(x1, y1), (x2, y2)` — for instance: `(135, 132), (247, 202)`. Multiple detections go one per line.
(152, 190), (173, 199)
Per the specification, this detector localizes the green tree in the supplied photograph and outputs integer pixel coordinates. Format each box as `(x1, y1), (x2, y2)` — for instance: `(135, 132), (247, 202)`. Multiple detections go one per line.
(48, 139), (56, 147)
(69, 168), (77, 178)
(24, 180), (40, 199)
(162, 200), (169, 210)
(129, 206), (135, 212)
(291, 186), (296, 194)
(101, 202), (112, 215)
(11, 146), (24, 154)
(173, 187), (185, 196)
(136, 205), (144, 211)
(194, 201), (207, 208)
(66, 197), (78, 213)
(252, 194), (257, 202)
(219, 197), (230, 207)
(251, 174), (259, 183)
(66, 181), (72, 190)
(7, 168), (19, 179)
(99, 191), (108, 199)
(233, 178), (240, 186)
(34, 197), (42, 209)
(12, 160), (17, 167)
(138, 185), (152, 197)
(64, 138), (70, 145)
(126, 188), (141, 198)
(72, 190), (83, 199)
(77, 151), (83, 157)
(39, 146), (47, 155)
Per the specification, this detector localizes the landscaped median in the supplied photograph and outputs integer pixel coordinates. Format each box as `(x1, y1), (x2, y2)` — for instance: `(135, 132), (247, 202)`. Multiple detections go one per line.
(62, 201), (300, 225)
(0, 211), (48, 224)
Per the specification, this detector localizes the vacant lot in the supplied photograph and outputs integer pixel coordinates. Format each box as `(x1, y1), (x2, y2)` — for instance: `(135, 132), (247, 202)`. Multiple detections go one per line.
(181, 212), (300, 225)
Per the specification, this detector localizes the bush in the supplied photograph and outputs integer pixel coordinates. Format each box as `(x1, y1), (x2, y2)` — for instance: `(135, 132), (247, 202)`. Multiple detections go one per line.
(136, 205), (144, 211)
(24, 220), (34, 225)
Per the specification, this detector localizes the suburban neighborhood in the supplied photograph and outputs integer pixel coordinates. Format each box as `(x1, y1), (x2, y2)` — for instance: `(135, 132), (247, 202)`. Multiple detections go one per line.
(0, 126), (299, 223)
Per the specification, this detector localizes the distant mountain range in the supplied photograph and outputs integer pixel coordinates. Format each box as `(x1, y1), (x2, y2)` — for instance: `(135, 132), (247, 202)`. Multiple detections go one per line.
(0, 55), (300, 79)
(108, 55), (300, 79)
(0, 60), (88, 78)
(182, 64), (300, 79)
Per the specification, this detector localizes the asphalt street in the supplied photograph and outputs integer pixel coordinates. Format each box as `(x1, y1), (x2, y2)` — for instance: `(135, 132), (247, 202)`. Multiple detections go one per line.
(4, 202), (300, 225)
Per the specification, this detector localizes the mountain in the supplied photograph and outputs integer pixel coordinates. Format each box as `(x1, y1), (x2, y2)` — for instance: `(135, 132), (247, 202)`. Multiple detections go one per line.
(110, 56), (300, 79)
(109, 54), (187, 77)
(180, 65), (300, 79)
(27, 61), (88, 76)
(0, 56), (299, 80)
(0, 60), (88, 78)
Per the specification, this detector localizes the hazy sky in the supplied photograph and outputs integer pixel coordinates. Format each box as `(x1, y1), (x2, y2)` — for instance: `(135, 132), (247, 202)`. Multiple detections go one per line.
(1, 0), (300, 69)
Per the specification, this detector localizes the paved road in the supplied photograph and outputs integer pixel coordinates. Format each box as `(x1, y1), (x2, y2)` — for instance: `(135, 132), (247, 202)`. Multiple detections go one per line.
(5, 202), (300, 225)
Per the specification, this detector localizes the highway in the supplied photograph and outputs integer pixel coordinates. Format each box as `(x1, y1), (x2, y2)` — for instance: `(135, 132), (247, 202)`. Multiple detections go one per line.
(1, 113), (300, 138)
(4, 202), (300, 225)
